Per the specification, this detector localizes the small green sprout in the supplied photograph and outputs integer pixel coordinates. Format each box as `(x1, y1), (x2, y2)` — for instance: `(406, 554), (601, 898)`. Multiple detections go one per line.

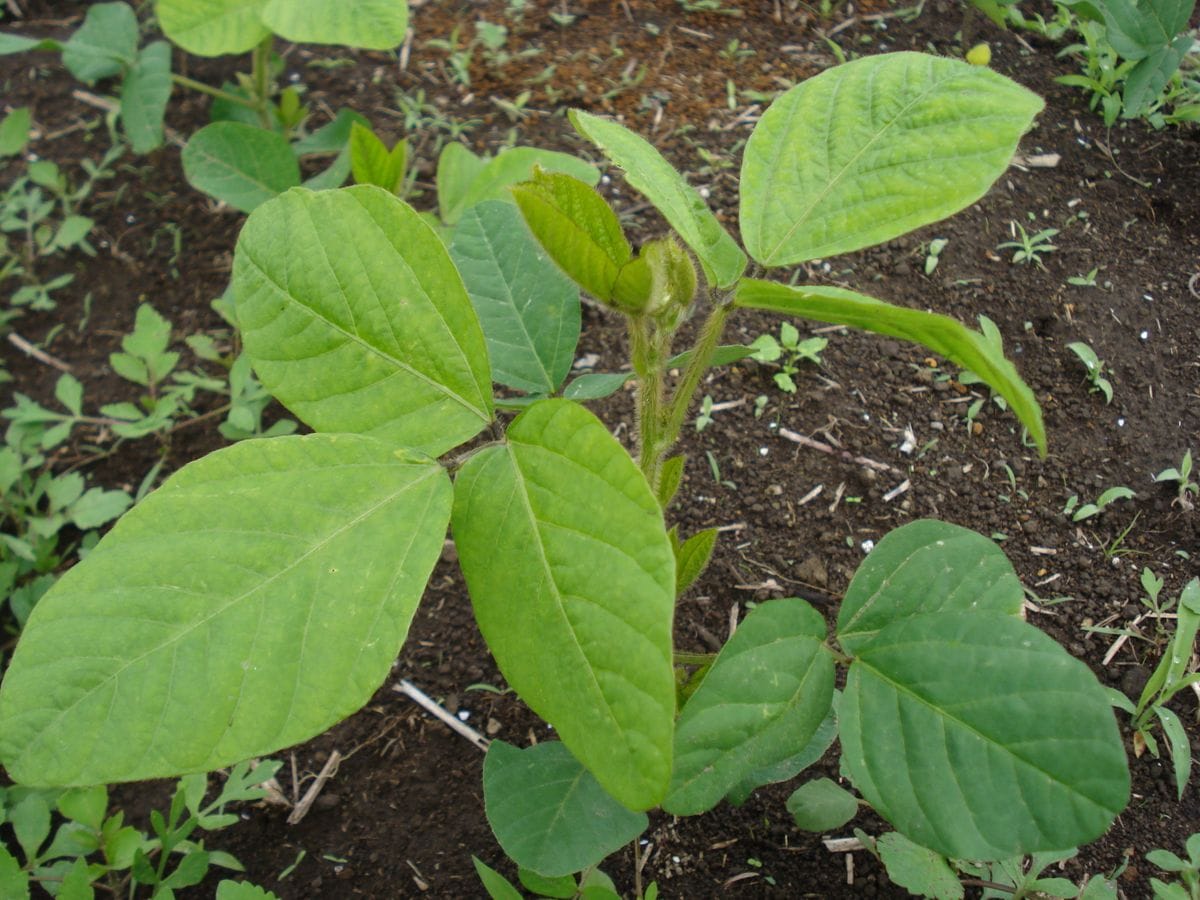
(924, 237), (948, 274)
(998, 221), (1058, 267)
(749, 323), (827, 393)
(1062, 485), (1135, 521)
(1154, 449), (1197, 510)
(1067, 266), (1099, 287)
(1066, 341), (1113, 404)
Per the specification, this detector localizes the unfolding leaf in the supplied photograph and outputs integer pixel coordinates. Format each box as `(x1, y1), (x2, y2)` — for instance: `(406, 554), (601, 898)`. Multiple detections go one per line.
(182, 122), (299, 212)
(459, 147), (598, 216)
(453, 401), (675, 809)
(484, 741), (647, 877)
(740, 52), (1042, 265)
(837, 519), (1022, 655)
(349, 122), (407, 194)
(511, 170), (633, 306)
(840, 612), (1129, 859)
(451, 201), (580, 395)
(569, 109), (746, 288)
(735, 279), (1046, 454)
(233, 186), (493, 456)
(0, 435), (451, 786)
(663, 598), (834, 815)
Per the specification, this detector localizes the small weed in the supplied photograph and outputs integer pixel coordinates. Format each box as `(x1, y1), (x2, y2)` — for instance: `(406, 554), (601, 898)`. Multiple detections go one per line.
(695, 394), (715, 432)
(1154, 449), (1197, 510)
(997, 220), (1058, 267)
(1067, 266), (1099, 287)
(1066, 341), (1114, 404)
(749, 323), (827, 393)
(1062, 485), (1135, 521)
(923, 237), (948, 274)
(1146, 832), (1200, 898)
(677, 0), (744, 14)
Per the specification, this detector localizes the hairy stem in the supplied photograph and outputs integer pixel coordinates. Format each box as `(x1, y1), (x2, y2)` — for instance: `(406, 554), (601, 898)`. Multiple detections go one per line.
(631, 316), (667, 493)
(251, 37), (274, 128)
(663, 295), (731, 450)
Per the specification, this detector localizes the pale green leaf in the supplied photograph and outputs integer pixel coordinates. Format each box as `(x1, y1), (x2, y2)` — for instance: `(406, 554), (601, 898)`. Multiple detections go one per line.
(182, 122), (300, 213)
(450, 201), (580, 395)
(58, 857), (94, 900)
(840, 612), (1129, 859)
(460, 147), (599, 216)
(1155, 706), (1191, 802)
(786, 778), (859, 832)
(262, 0), (409, 50)
(437, 142), (487, 226)
(0, 848), (29, 900)
(233, 186), (493, 457)
(510, 169), (633, 306)
(0, 34), (61, 56)
(483, 740), (647, 877)
(740, 52), (1043, 265)
(68, 488), (132, 530)
(54, 374), (83, 417)
(453, 400), (675, 809)
(292, 108), (370, 155)
(0, 435), (451, 786)
(569, 109), (746, 288)
(349, 122), (406, 194)
(562, 372), (631, 400)
(876, 832), (964, 900)
(663, 598), (834, 815)
(837, 519), (1022, 655)
(120, 42), (172, 154)
(56, 785), (107, 831)
(735, 279), (1046, 454)
(62, 2), (138, 82)
(155, 0), (270, 56)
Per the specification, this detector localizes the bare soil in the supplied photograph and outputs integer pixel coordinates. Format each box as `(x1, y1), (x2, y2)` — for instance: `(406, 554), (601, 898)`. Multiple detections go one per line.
(1, 0), (1198, 897)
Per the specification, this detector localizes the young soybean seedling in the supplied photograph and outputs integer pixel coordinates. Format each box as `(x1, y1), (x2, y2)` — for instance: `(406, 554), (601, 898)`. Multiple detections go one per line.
(1067, 340), (1114, 403)
(0, 53), (1127, 899)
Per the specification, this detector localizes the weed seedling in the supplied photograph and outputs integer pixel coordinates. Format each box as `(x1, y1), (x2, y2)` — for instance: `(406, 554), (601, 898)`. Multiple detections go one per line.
(1063, 485), (1135, 521)
(749, 323), (828, 393)
(1147, 832), (1200, 899)
(1154, 449), (1197, 510)
(1067, 341), (1114, 403)
(923, 237), (948, 274)
(998, 220), (1059, 266)
(1067, 266), (1099, 287)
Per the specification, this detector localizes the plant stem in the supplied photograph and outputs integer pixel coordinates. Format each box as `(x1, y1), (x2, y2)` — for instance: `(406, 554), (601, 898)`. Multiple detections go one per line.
(663, 295), (731, 449)
(631, 317), (667, 493)
(170, 74), (260, 110)
(250, 36), (275, 128)
(673, 651), (716, 666)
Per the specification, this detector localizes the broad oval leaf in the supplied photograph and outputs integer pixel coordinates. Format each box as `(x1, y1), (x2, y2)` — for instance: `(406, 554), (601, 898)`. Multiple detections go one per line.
(155, 0), (270, 57)
(0, 435), (452, 786)
(437, 142), (487, 226)
(484, 740), (647, 878)
(453, 400), (675, 810)
(663, 598), (834, 816)
(735, 279), (1046, 455)
(450, 201), (581, 395)
(837, 519), (1022, 656)
(725, 695), (837, 805)
(840, 612), (1130, 859)
(182, 122), (300, 213)
(262, 0), (408, 50)
(740, 52), (1043, 266)
(568, 109), (747, 289)
(233, 186), (493, 457)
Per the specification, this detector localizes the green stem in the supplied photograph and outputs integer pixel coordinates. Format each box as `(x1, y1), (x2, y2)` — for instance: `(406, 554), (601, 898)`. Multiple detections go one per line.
(170, 74), (260, 110)
(674, 651), (716, 666)
(631, 317), (667, 493)
(250, 36), (274, 128)
(663, 295), (731, 449)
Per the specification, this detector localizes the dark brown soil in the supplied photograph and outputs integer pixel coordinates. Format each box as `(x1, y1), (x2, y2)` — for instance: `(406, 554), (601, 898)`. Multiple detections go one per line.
(1, 0), (1198, 897)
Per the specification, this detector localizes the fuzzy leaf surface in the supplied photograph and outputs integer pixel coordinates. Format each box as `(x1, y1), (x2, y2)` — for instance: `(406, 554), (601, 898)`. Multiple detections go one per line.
(459, 148), (598, 219)
(840, 612), (1129, 859)
(568, 109), (746, 288)
(484, 740), (647, 877)
(740, 52), (1043, 265)
(262, 0), (408, 50)
(155, 0), (270, 56)
(663, 598), (834, 815)
(233, 186), (493, 456)
(0, 435), (451, 786)
(61, 2), (138, 81)
(182, 122), (299, 213)
(453, 400), (675, 810)
(735, 279), (1046, 454)
(837, 519), (1022, 655)
(450, 201), (580, 395)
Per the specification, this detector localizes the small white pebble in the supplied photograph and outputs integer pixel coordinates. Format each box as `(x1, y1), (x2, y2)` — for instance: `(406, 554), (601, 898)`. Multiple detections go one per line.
(1139, 330), (1149, 340)
(698, 186), (710, 199)
(456, 709), (470, 721)
(758, 447), (768, 457)
(861, 540), (875, 554)
(125, 214), (136, 224)
(1117, 418), (1126, 427)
